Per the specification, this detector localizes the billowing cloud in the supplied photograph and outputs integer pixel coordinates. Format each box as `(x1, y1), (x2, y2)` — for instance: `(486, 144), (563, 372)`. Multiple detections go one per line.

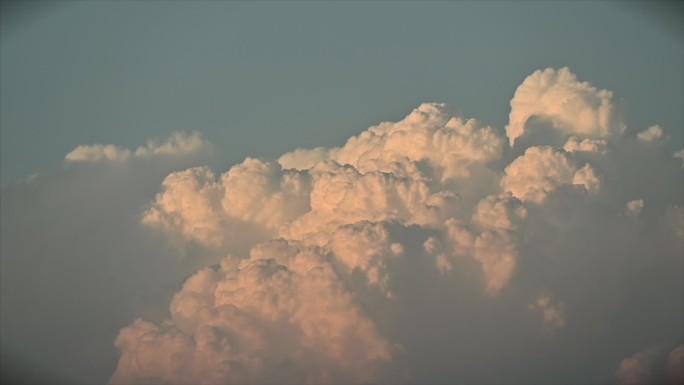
(103, 68), (683, 384)
(110, 242), (393, 385)
(506, 67), (625, 147)
(3, 68), (682, 385)
(501, 146), (601, 203)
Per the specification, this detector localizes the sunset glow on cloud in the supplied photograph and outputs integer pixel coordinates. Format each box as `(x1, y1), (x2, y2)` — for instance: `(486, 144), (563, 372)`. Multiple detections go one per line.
(73, 67), (683, 384)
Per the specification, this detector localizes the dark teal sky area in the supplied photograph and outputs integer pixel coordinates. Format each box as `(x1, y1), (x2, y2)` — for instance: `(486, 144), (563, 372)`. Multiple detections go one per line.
(1, 1), (682, 184)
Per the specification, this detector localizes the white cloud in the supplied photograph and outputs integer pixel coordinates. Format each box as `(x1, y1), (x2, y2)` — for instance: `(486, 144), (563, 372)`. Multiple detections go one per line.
(4, 68), (682, 385)
(563, 136), (608, 154)
(636, 125), (666, 143)
(626, 199), (644, 217)
(65, 143), (132, 162)
(501, 146), (601, 203)
(506, 67), (625, 147)
(109, 241), (394, 385)
(93, 70), (684, 383)
(65, 132), (212, 163)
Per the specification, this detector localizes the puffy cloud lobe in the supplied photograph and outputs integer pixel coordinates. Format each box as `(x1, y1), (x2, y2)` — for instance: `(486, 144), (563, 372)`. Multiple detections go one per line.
(636, 125), (665, 143)
(327, 222), (400, 297)
(617, 349), (656, 385)
(336, 103), (504, 181)
(110, 241), (393, 385)
(501, 146), (601, 203)
(109, 68), (684, 384)
(563, 136), (608, 154)
(506, 67), (625, 146)
(142, 158), (311, 253)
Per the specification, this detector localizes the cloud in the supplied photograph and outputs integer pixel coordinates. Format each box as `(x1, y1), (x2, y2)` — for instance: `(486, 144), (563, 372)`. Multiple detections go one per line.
(506, 67), (625, 147)
(626, 199), (644, 217)
(4, 68), (682, 385)
(616, 344), (684, 385)
(667, 345), (684, 385)
(65, 143), (133, 162)
(106, 68), (683, 385)
(1, 132), (216, 384)
(617, 348), (657, 385)
(636, 125), (666, 143)
(501, 146), (601, 204)
(529, 295), (566, 334)
(65, 132), (212, 163)
(110, 242), (393, 385)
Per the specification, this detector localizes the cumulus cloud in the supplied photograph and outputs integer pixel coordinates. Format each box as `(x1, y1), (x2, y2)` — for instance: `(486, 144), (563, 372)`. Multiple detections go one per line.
(636, 125), (666, 143)
(506, 67), (625, 147)
(103, 67), (684, 385)
(5, 68), (682, 385)
(110, 242), (393, 385)
(501, 146), (601, 204)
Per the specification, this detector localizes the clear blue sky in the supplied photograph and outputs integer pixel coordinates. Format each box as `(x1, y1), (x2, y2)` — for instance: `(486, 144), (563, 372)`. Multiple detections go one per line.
(1, 1), (682, 185)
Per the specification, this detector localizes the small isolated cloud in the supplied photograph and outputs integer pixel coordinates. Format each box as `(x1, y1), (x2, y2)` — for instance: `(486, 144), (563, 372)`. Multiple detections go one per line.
(626, 199), (644, 217)
(529, 295), (566, 334)
(636, 125), (666, 143)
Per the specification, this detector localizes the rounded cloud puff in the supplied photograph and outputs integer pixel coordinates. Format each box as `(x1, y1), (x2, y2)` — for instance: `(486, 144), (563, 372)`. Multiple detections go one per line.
(506, 67), (625, 146)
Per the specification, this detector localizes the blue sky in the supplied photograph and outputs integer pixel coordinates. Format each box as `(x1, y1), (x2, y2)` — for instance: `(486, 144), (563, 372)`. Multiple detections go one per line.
(1, 1), (682, 185)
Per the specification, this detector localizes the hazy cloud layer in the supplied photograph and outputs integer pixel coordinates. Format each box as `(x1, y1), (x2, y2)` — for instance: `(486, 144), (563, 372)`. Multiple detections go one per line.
(1, 133), (216, 384)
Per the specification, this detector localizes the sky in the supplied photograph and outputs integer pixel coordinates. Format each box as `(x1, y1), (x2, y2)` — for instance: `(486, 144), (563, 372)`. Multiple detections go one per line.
(1, 1), (683, 385)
